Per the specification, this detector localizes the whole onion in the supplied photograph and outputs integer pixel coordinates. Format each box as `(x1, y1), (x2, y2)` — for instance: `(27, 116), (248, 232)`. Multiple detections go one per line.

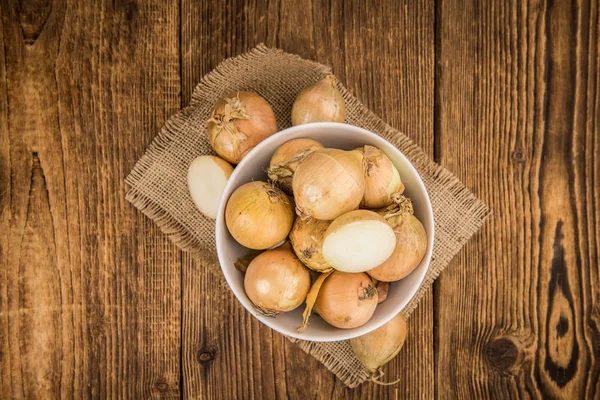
(291, 75), (346, 125)
(244, 243), (311, 315)
(289, 218), (333, 272)
(293, 148), (365, 220)
(358, 145), (404, 209)
(225, 181), (294, 250)
(314, 271), (378, 329)
(350, 312), (407, 379)
(368, 194), (427, 282)
(267, 138), (323, 194)
(207, 92), (278, 164)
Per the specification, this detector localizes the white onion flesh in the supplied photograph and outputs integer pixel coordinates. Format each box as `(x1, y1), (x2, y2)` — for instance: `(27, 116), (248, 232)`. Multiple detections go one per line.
(322, 210), (396, 273)
(187, 155), (234, 219)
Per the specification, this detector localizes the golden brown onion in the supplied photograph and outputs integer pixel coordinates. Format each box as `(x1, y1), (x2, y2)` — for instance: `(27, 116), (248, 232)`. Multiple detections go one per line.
(225, 181), (294, 250)
(358, 145), (404, 209)
(314, 271), (378, 329)
(368, 195), (427, 282)
(293, 148), (365, 220)
(207, 92), (277, 164)
(267, 138), (323, 194)
(289, 218), (333, 272)
(350, 312), (407, 376)
(244, 243), (311, 315)
(291, 75), (346, 125)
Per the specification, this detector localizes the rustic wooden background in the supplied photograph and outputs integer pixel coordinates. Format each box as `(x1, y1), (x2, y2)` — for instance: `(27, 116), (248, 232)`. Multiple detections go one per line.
(1, 0), (598, 398)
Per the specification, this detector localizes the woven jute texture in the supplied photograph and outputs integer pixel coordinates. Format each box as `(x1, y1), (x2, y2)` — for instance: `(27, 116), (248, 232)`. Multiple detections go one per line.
(125, 44), (490, 388)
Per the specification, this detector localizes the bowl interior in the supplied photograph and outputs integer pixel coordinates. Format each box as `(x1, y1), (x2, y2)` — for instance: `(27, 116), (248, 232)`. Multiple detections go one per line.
(216, 122), (434, 342)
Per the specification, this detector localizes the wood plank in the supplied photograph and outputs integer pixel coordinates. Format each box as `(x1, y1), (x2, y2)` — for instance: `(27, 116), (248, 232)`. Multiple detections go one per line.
(181, 0), (435, 398)
(436, 0), (599, 398)
(0, 0), (181, 397)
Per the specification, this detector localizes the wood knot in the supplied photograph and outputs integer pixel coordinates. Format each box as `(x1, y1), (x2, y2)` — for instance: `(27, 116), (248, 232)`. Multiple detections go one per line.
(511, 149), (527, 164)
(486, 337), (521, 372)
(197, 349), (215, 365)
(152, 379), (170, 394)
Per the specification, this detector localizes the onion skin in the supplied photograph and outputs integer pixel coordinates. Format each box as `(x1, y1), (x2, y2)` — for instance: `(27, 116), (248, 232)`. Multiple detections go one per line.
(267, 138), (323, 194)
(350, 312), (407, 375)
(376, 281), (389, 304)
(244, 243), (311, 314)
(368, 213), (427, 282)
(291, 75), (346, 125)
(207, 92), (278, 164)
(289, 218), (333, 272)
(293, 148), (365, 220)
(358, 145), (405, 209)
(314, 271), (378, 329)
(225, 181), (294, 250)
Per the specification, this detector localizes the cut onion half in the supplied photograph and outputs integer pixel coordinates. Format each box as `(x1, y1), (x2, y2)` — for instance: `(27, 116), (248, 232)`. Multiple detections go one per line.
(187, 155), (234, 219)
(322, 210), (396, 273)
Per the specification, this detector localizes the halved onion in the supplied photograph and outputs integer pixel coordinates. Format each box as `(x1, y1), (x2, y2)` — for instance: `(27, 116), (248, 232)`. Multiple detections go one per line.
(350, 312), (407, 378)
(289, 218), (333, 272)
(225, 181), (294, 249)
(244, 243), (311, 315)
(314, 271), (378, 329)
(368, 195), (427, 282)
(358, 145), (404, 209)
(293, 148), (365, 220)
(187, 155), (234, 219)
(267, 138), (323, 194)
(322, 210), (396, 273)
(207, 92), (277, 164)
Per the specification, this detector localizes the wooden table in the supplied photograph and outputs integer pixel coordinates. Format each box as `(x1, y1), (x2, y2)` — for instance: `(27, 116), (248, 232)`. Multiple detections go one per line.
(1, 0), (598, 398)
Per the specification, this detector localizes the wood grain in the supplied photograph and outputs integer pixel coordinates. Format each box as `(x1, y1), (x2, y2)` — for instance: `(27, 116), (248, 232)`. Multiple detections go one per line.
(180, 0), (435, 398)
(1, 0), (598, 398)
(436, 0), (599, 398)
(0, 0), (181, 397)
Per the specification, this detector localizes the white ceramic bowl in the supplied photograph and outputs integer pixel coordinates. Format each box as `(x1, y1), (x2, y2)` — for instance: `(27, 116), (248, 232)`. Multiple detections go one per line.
(216, 122), (434, 342)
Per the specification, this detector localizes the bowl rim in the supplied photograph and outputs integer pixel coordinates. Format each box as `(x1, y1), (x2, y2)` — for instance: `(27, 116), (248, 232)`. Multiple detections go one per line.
(215, 122), (435, 342)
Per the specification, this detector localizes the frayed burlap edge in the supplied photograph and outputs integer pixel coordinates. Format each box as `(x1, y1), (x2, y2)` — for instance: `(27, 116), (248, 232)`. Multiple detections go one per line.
(125, 44), (490, 388)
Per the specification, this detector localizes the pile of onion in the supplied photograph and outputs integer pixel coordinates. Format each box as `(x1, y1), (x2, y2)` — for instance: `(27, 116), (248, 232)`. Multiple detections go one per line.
(289, 218), (333, 272)
(207, 92), (278, 164)
(291, 75), (346, 125)
(357, 145), (405, 209)
(267, 138), (323, 194)
(368, 194), (427, 282)
(350, 312), (407, 382)
(244, 243), (311, 315)
(225, 181), (294, 250)
(293, 148), (365, 220)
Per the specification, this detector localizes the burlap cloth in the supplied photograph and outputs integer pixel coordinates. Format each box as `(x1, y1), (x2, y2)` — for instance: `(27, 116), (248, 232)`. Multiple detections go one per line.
(125, 44), (489, 388)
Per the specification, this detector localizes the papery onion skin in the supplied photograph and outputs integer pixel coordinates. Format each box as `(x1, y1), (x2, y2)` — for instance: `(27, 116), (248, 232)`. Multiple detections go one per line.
(314, 271), (378, 329)
(357, 145), (404, 209)
(207, 92), (278, 164)
(293, 148), (365, 220)
(267, 138), (323, 194)
(291, 75), (346, 125)
(368, 212), (427, 282)
(350, 312), (407, 374)
(289, 218), (333, 272)
(376, 281), (389, 304)
(244, 243), (311, 314)
(225, 181), (294, 250)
